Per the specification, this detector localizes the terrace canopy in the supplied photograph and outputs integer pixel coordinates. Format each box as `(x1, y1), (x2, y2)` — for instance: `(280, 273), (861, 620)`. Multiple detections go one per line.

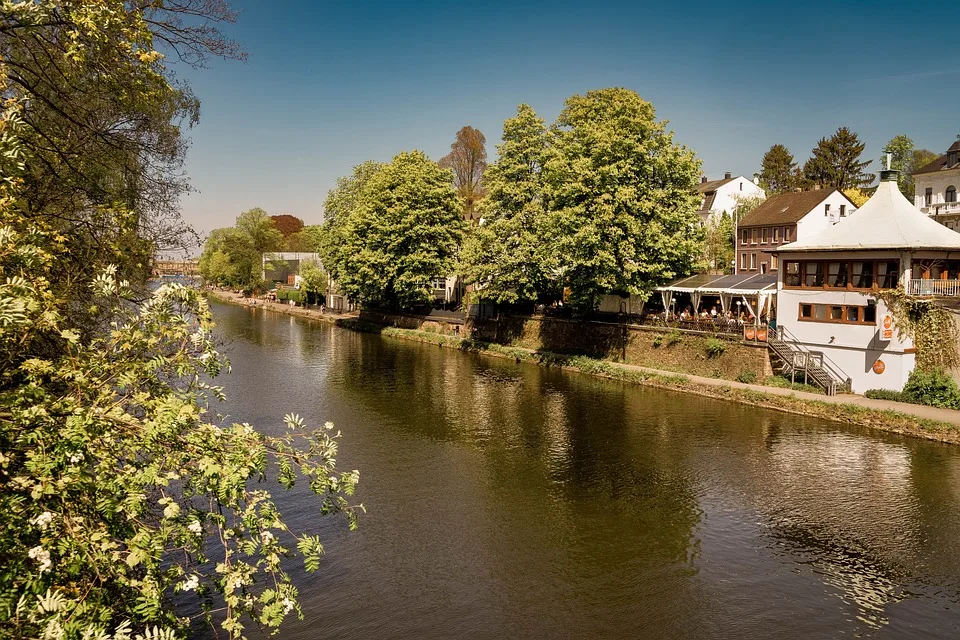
(655, 273), (778, 318)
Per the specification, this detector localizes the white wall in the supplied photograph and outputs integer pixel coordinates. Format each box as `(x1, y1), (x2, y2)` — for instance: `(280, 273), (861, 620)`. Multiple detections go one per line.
(794, 191), (858, 241)
(708, 177), (765, 219)
(776, 250), (915, 394)
(914, 168), (960, 227)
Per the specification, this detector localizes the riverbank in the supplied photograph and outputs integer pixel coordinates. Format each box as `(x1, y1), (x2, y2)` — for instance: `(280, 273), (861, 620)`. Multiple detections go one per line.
(206, 290), (960, 443)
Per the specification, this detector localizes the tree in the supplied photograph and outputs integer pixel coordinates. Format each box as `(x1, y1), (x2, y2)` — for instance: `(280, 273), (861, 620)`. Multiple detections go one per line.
(703, 212), (736, 274)
(439, 126), (488, 221)
(299, 258), (329, 301)
(319, 161), (382, 287)
(236, 208), (284, 254)
(271, 214), (305, 238)
(882, 135), (940, 199)
(543, 88), (703, 310)
(803, 127), (875, 190)
(330, 151), (465, 309)
(755, 144), (797, 194)
(198, 210), (283, 290)
(461, 105), (554, 304)
(843, 188), (871, 208)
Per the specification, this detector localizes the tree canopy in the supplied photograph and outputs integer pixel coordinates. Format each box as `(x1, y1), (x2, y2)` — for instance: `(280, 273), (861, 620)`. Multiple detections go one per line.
(322, 152), (465, 309)
(199, 208), (284, 289)
(543, 88), (703, 310)
(460, 105), (554, 304)
(802, 127), (875, 190)
(439, 126), (488, 221)
(270, 214), (305, 238)
(882, 134), (938, 198)
(755, 144), (798, 194)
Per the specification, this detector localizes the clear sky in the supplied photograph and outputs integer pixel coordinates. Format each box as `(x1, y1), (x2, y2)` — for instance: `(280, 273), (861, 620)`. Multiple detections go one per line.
(178, 0), (960, 242)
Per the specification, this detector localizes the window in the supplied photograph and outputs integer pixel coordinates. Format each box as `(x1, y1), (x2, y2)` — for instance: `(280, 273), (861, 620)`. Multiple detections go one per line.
(751, 229), (758, 245)
(740, 253), (747, 270)
(771, 255), (779, 271)
(773, 227), (780, 243)
(784, 227), (792, 242)
(761, 228), (768, 244)
(824, 203), (831, 217)
(798, 303), (877, 325)
(785, 262), (801, 287)
(741, 229), (748, 245)
(926, 188), (934, 206)
(852, 262), (873, 289)
(877, 261), (899, 289)
(750, 253), (757, 270)
(840, 205), (846, 217)
(947, 186), (957, 203)
(740, 182), (743, 191)
(760, 262), (767, 274)
(804, 262), (823, 287)
(827, 262), (848, 288)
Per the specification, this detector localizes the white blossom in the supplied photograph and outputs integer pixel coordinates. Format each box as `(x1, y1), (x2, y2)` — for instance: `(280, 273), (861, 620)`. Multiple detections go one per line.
(282, 597), (295, 614)
(69, 452), (84, 464)
(28, 545), (51, 573)
(187, 520), (203, 535)
(260, 530), (275, 543)
(181, 575), (199, 592)
(32, 511), (54, 530)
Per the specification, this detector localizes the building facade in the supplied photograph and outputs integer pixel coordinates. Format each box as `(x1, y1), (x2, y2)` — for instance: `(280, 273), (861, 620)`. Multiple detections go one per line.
(775, 170), (960, 394)
(697, 172), (766, 224)
(913, 139), (960, 229)
(736, 189), (856, 275)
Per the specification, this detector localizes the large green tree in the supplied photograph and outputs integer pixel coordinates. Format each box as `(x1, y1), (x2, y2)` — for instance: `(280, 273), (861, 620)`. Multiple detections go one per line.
(755, 144), (797, 194)
(882, 134), (939, 198)
(198, 209), (283, 289)
(802, 127), (875, 190)
(329, 151), (465, 309)
(318, 161), (382, 287)
(543, 88), (703, 310)
(461, 105), (554, 304)
(439, 126), (488, 221)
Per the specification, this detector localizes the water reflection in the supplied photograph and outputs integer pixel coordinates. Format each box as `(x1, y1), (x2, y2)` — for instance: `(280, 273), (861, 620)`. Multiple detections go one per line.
(210, 303), (960, 639)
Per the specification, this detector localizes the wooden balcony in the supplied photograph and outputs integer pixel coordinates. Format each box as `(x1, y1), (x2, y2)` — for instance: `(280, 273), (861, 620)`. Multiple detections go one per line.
(908, 279), (960, 297)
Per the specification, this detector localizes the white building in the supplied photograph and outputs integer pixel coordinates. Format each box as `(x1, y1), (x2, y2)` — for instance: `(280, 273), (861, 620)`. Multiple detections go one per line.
(697, 172), (766, 224)
(913, 139), (960, 229)
(736, 189), (857, 275)
(775, 168), (960, 394)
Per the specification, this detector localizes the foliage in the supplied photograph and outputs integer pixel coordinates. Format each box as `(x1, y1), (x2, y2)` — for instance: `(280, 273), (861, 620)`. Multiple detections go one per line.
(882, 134), (939, 199)
(705, 338), (726, 358)
(286, 225), (325, 253)
(865, 388), (905, 402)
(736, 370), (757, 384)
(762, 375), (822, 394)
(703, 212), (736, 273)
(842, 188), (871, 208)
(276, 287), (304, 305)
(439, 126), (488, 221)
(324, 151), (465, 309)
(755, 144), (797, 194)
(298, 259), (328, 295)
(802, 127), (875, 190)
(199, 210), (281, 290)
(652, 335), (663, 348)
(902, 368), (960, 409)
(318, 161), (382, 288)
(270, 214), (305, 239)
(543, 88), (703, 311)
(876, 287), (960, 372)
(460, 105), (554, 304)
(666, 329), (683, 347)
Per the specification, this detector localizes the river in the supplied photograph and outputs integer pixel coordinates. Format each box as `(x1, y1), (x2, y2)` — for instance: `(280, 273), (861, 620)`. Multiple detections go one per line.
(210, 301), (960, 639)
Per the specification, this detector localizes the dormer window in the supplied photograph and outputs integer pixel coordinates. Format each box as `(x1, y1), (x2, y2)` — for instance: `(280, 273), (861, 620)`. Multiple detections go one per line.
(824, 204), (831, 216)
(947, 186), (957, 203)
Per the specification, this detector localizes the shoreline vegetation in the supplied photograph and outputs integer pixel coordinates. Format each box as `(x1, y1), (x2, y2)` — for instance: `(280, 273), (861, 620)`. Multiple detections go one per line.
(206, 289), (960, 445)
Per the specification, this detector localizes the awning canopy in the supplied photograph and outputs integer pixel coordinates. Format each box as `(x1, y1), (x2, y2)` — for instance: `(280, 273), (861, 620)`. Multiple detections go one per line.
(656, 273), (778, 317)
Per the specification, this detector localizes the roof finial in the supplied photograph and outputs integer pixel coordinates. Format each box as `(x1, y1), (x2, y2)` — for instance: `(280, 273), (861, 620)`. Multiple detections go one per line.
(880, 149), (899, 182)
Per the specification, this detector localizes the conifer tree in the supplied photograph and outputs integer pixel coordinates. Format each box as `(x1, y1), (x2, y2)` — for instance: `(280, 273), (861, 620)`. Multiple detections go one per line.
(803, 127), (875, 190)
(755, 144), (797, 194)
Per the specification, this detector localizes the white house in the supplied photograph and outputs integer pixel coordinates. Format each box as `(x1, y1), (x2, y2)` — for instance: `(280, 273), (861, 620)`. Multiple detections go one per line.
(913, 139), (960, 230)
(697, 172), (766, 224)
(775, 167), (960, 394)
(736, 189), (857, 275)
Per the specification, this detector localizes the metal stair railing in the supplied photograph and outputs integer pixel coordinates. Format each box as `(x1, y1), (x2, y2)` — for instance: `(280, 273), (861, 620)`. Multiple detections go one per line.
(768, 326), (852, 395)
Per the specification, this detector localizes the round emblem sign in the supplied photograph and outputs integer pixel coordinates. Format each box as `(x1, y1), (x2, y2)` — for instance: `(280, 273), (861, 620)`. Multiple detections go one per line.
(883, 316), (893, 330)
(872, 360), (886, 374)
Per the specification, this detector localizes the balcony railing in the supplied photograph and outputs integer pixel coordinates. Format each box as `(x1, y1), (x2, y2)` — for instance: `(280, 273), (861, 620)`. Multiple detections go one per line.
(908, 279), (960, 297)
(921, 201), (960, 215)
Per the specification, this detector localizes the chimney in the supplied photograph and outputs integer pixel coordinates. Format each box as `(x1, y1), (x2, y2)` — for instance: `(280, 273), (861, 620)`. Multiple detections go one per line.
(724, 172), (732, 180)
(701, 176), (708, 184)
(879, 151), (899, 183)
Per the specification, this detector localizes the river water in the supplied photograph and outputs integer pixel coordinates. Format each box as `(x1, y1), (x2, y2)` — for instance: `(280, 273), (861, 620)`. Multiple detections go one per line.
(210, 301), (960, 639)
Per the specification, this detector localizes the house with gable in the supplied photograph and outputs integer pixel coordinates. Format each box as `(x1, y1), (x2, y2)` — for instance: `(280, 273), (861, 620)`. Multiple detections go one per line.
(697, 172), (765, 224)
(913, 138), (960, 230)
(774, 164), (960, 394)
(736, 189), (857, 275)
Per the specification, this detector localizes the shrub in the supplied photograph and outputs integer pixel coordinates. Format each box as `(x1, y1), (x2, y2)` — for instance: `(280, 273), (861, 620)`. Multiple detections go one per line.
(865, 389), (905, 402)
(705, 337), (726, 358)
(902, 368), (960, 409)
(652, 335), (663, 348)
(737, 370), (757, 384)
(666, 329), (683, 346)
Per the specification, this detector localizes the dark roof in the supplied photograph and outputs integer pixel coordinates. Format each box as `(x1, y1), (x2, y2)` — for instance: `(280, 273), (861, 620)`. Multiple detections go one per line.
(738, 189), (851, 227)
(913, 140), (960, 176)
(656, 272), (777, 293)
(698, 177), (735, 194)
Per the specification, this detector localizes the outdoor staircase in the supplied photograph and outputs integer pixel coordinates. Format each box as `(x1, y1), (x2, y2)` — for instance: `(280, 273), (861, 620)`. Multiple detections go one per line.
(767, 328), (851, 396)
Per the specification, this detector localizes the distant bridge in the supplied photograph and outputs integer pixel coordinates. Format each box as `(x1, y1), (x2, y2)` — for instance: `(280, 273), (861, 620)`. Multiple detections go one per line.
(152, 259), (200, 277)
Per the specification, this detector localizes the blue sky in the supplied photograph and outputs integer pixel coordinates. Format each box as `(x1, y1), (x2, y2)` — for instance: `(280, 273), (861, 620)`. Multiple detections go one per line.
(178, 0), (960, 240)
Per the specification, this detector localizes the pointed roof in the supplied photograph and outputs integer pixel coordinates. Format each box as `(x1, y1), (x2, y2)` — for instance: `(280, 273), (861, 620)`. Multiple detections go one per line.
(777, 176), (960, 253)
(912, 139), (960, 175)
(739, 189), (853, 227)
